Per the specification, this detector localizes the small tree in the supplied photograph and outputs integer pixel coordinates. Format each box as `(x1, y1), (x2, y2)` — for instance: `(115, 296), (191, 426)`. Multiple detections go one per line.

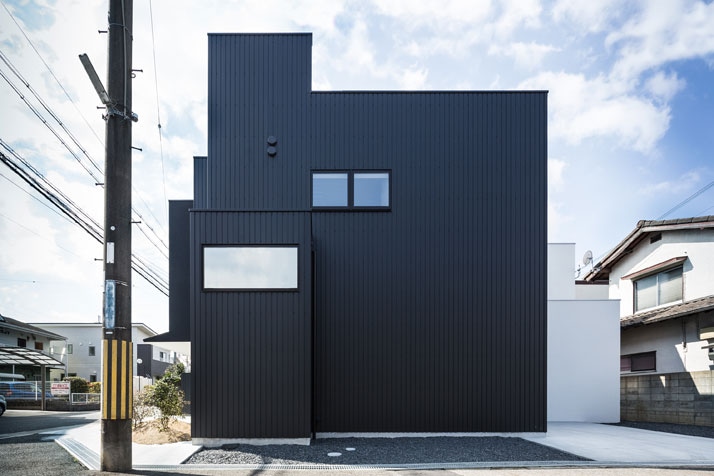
(64, 376), (89, 394)
(145, 363), (186, 432)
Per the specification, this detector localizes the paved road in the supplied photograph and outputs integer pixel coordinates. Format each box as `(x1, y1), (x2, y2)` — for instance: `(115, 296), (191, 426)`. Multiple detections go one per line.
(0, 409), (100, 437)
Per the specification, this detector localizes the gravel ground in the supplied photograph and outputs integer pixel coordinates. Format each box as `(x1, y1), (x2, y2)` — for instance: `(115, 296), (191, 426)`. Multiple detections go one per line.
(0, 434), (90, 476)
(185, 436), (588, 465)
(612, 421), (714, 439)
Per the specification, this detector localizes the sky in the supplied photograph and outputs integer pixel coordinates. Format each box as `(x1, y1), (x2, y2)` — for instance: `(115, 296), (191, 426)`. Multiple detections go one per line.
(1, 0), (713, 333)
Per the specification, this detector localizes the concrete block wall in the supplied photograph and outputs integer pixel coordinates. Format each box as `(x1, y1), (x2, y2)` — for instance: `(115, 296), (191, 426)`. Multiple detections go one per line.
(621, 370), (714, 427)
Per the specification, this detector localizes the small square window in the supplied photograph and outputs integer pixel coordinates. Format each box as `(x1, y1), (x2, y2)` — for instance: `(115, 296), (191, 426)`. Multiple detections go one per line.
(88, 346), (96, 357)
(312, 173), (348, 207)
(67, 344), (73, 354)
(354, 173), (390, 207)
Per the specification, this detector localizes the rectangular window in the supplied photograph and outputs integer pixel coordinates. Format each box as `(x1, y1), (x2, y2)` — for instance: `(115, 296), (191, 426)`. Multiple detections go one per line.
(621, 351), (656, 373)
(67, 344), (73, 354)
(354, 173), (390, 207)
(17, 338), (26, 347)
(34, 342), (43, 351)
(312, 173), (348, 207)
(88, 346), (96, 357)
(634, 267), (682, 312)
(204, 246), (298, 290)
(312, 170), (390, 209)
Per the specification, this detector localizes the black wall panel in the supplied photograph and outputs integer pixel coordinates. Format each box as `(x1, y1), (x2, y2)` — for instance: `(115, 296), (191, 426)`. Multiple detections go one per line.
(190, 211), (313, 438)
(187, 33), (547, 438)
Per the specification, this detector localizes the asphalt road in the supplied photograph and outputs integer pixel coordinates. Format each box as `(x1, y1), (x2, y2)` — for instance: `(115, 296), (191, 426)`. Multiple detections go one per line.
(0, 409), (100, 437)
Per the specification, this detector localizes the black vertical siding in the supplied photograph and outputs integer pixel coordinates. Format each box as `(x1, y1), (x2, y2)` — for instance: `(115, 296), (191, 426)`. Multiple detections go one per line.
(310, 92), (547, 432)
(167, 200), (192, 341)
(189, 33), (547, 438)
(190, 211), (312, 438)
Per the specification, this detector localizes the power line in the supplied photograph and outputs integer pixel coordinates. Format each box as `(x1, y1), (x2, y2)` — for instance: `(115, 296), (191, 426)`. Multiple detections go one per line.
(657, 180), (714, 220)
(0, 0), (104, 146)
(149, 0), (169, 222)
(0, 211), (86, 259)
(0, 144), (169, 296)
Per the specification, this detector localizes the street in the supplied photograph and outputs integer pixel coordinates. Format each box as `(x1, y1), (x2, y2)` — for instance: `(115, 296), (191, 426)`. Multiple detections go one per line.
(0, 409), (100, 437)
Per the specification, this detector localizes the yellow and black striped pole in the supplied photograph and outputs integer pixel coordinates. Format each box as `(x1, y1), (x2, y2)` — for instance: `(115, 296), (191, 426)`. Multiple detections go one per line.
(102, 339), (133, 420)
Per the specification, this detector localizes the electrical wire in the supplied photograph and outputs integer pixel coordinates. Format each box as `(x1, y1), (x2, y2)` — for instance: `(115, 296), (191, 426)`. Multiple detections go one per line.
(0, 9), (169, 254)
(149, 0), (169, 222)
(0, 145), (169, 296)
(0, 211), (86, 259)
(0, 0), (104, 147)
(657, 180), (714, 220)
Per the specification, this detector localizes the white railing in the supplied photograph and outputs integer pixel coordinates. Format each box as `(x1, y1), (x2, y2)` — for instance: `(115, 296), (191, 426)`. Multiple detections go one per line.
(71, 393), (101, 404)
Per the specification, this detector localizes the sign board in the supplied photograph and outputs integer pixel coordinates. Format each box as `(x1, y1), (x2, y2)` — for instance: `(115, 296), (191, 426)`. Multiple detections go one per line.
(51, 382), (71, 396)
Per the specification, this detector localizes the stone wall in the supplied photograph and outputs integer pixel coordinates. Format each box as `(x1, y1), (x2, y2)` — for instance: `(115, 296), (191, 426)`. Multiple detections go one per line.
(621, 370), (714, 427)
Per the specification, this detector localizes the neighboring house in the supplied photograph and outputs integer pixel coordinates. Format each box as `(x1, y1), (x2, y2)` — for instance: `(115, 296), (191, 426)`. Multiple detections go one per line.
(585, 216), (714, 426)
(0, 313), (66, 381)
(30, 322), (188, 382)
(159, 32), (548, 444)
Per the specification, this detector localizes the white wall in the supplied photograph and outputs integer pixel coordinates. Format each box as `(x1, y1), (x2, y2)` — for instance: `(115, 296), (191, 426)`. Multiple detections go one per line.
(608, 228), (714, 317)
(546, 242), (620, 423)
(548, 243), (576, 300)
(548, 299), (621, 422)
(575, 283), (609, 300)
(621, 316), (714, 374)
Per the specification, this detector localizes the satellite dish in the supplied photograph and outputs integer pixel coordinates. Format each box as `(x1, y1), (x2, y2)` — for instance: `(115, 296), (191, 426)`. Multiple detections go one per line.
(583, 250), (593, 266)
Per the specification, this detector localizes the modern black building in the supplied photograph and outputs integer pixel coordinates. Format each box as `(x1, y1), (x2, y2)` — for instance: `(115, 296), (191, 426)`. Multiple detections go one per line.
(161, 33), (547, 442)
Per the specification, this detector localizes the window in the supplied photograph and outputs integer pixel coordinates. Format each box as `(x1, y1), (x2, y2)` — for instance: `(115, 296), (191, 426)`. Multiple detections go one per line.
(312, 173), (348, 207)
(17, 338), (26, 347)
(621, 352), (656, 372)
(312, 171), (390, 209)
(204, 246), (298, 290)
(67, 344), (73, 354)
(88, 345), (96, 357)
(34, 342), (43, 351)
(89, 374), (97, 382)
(634, 267), (682, 312)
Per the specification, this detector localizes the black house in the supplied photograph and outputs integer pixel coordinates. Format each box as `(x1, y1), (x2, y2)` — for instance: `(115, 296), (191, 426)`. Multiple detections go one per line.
(163, 33), (547, 442)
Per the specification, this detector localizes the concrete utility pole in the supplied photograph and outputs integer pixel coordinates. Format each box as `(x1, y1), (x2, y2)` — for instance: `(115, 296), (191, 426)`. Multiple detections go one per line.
(101, 0), (134, 471)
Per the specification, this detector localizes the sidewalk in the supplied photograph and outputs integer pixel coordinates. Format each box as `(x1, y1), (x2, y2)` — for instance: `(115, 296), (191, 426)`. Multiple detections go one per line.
(52, 421), (714, 471)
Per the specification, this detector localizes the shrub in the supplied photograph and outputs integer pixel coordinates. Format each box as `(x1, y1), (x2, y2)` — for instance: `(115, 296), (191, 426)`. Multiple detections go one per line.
(63, 376), (89, 394)
(87, 381), (101, 394)
(146, 379), (185, 432)
(132, 386), (153, 429)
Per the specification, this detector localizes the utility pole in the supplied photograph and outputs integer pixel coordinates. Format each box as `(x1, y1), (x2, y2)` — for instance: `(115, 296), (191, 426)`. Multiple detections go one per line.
(100, 0), (134, 471)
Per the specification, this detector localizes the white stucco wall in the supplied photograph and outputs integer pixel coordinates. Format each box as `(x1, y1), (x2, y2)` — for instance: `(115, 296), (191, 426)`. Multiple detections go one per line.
(547, 242), (620, 423)
(548, 243), (576, 300)
(607, 228), (714, 317)
(575, 283), (609, 300)
(621, 314), (714, 374)
(548, 299), (621, 422)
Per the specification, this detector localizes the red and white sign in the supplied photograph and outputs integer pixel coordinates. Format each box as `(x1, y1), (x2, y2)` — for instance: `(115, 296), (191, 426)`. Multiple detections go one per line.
(51, 382), (71, 396)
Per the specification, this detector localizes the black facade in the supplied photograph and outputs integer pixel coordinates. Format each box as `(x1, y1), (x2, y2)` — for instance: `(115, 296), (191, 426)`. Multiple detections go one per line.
(170, 33), (547, 439)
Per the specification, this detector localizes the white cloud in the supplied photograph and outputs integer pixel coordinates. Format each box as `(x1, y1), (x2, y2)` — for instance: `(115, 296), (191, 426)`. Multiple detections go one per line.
(548, 158), (567, 187)
(551, 0), (623, 33)
(489, 41), (559, 70)
(645, 71), (686, 103)
(639, 170), (702, 196)
(606, 0), (714, 81)
(520, 71), (670, 154)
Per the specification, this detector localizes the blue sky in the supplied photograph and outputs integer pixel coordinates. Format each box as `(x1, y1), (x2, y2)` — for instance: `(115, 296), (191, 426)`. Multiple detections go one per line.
(1, 0), (713, 332)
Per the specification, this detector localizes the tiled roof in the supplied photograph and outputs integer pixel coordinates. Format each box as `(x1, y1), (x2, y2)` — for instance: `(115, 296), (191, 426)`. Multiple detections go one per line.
(584, 215), (714, 282)
(621, 294), (714, 328)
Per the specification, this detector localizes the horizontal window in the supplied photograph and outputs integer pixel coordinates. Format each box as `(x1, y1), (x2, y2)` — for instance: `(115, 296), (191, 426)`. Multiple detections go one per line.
(621, 351), (656, 373)
(634, 266), (682, 312)
(312, 171), (390, 209)
(204, 246), (298, 290)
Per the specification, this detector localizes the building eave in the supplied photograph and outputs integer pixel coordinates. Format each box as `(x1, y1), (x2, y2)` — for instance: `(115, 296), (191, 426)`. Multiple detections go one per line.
(620, 294), (714, 329)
